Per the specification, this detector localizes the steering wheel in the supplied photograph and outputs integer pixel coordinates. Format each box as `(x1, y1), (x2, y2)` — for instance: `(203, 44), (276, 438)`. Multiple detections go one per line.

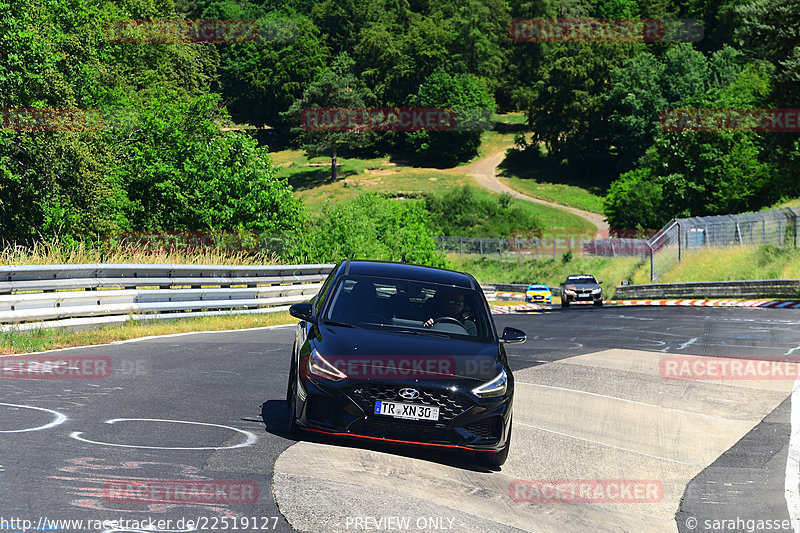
(433, 316), (466, 328)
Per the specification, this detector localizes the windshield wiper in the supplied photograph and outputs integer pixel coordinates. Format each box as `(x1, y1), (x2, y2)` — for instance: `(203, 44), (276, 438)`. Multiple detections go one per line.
(389, 328), (450, 338)
(323, 320), (355, 328)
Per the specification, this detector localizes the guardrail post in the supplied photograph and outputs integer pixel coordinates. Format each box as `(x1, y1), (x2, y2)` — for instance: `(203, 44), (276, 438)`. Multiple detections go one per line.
(649, 242), (655, 283)
(677, 222), (681, 262)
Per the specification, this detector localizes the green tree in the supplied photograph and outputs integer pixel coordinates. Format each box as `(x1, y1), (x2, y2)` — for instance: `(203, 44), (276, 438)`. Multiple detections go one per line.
(119, 92), (305, 233)
(282, 53), (375, 180)
(527, 41), (639, 164)
(602, 169), (665, 230)
(605, 52), (667, 171)
(212, 7), (329, 129)
(298, 193), (447, 266)
(407, 69), (496, 165)
(736, 0), (800, 198)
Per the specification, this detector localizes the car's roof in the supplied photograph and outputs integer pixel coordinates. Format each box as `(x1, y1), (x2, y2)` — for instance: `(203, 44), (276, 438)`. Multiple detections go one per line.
(337, 260), (475, 289)
(566, 274), (595, 279)
(528, 284), (549, 289)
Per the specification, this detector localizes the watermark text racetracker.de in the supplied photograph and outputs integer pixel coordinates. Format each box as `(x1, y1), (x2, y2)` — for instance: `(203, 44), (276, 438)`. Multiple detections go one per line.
(660, 356), (800, 381)
(300, 107), (494, 132)
(103, 18), (298, 43)
(509, 479), (663, 503)
(0, 515), (281, 532)
(104, 480), (258, 504)
(509, 18), (703, 42)
(660, 108), (800, 132)
(1, 355), (149, 379)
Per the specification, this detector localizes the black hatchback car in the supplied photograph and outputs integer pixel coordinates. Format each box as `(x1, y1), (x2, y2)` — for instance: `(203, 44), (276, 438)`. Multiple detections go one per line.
(286, 259), (525, 467)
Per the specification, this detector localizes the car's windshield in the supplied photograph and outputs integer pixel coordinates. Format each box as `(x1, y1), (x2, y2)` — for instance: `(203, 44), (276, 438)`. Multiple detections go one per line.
(323, 275), (493, 341)
(565, 276), (597, 284)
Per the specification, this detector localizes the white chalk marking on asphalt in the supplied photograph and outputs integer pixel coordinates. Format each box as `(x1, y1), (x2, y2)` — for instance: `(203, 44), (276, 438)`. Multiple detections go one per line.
(786, 345), (800, 357)
(70, 418), (258, 450)
(516, 382), (729, 420)
(677, 337), (699, 351)
(785, 374), (800, 533)
(0, 403), (68, 433)
(513, 421), (699, 465)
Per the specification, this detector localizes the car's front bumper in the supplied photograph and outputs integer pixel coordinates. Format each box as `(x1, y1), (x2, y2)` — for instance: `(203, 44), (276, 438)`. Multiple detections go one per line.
(295, 378), (513, 452)
(526, 293), (552, 303)
(564, 291), (602, 303)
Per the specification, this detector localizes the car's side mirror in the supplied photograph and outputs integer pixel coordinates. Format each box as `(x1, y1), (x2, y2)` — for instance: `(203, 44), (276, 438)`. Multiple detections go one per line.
(289, 303), (315, 323)
(599, 280), (603, 284)
(500, 327), (527, 344)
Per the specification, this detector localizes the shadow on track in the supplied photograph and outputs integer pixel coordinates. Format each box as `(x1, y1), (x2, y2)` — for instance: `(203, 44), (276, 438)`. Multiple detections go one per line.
(259, 400), (495, 472)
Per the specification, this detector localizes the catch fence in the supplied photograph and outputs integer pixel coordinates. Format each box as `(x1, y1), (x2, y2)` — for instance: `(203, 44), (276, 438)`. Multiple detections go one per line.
(647, 207), (800, 282)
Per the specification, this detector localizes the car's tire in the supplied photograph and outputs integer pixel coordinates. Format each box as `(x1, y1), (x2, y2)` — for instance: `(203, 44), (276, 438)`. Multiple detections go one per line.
(478, 423), (512, 468)
(286, 358), (300, 436)
(562, 299), (569, 308)
(594, 300), (603, 307)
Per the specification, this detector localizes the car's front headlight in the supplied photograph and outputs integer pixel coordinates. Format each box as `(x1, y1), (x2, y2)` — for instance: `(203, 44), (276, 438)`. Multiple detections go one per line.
(564, 289), (576, 295)
(592, 288), (602, 294)
(472, 369), (508, 398)
(307, 349), (347, 381)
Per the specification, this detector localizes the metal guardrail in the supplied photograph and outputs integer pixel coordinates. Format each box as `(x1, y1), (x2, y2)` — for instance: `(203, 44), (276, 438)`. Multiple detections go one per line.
(0, 264), (333, 331)
(615, 279), (800, 300)
(0, 263), (499, 331)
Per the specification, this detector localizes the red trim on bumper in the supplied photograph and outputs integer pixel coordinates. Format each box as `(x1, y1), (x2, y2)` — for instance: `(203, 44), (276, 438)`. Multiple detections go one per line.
(304, 427), (491, 451)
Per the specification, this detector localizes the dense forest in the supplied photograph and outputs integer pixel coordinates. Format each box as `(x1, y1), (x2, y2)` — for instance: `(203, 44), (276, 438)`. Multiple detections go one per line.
(1, 0), (798, 262)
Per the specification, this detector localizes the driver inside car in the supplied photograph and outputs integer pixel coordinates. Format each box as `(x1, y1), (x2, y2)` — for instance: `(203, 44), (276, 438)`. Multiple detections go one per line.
(423, 290), (477, 335)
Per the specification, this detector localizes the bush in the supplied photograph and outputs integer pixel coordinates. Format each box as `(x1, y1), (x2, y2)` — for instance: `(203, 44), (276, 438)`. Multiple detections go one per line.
(424, 185), (543, 237)
(293, 193), (447, 267)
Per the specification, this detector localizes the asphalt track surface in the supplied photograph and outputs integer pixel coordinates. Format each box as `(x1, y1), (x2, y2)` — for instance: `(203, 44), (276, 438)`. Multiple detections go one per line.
(2, 306), (800, 532)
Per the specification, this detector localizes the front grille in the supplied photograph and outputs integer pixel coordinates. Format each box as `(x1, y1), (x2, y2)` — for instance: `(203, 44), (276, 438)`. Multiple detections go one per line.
(464, 418), (502, 440)
(348, 420), (452, 443)
(346, 383), (472, 423)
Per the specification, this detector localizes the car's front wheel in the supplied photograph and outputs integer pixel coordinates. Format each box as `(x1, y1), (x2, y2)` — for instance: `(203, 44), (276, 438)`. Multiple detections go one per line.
(286, 356), (300, 435)
(562, 298), (570, 308)
(594, 299), (603, 307)
(477, 423), (512, 468)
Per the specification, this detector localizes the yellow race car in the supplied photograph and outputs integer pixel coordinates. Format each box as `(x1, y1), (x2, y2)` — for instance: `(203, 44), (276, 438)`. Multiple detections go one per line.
(525, 284), (552, 304)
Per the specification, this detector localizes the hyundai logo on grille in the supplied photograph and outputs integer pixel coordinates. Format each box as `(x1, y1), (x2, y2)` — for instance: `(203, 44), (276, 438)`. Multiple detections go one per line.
(398, 388), (420, 400)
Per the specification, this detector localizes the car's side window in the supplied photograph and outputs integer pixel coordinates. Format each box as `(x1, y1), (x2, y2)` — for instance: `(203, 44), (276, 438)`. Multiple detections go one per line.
(313, 270), (338, 316)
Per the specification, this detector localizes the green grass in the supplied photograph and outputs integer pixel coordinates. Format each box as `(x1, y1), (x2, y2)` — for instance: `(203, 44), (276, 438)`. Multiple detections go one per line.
(497, 144), (611, 214)
(0, 312), (294, 354)
(499, 176), (605, 214)
(771, 197), (800, 209)
(631, 245), (800, 285)
(450, 254), (645, 299)
(469, 112), (527, 161)
(272, 114), (596, 234)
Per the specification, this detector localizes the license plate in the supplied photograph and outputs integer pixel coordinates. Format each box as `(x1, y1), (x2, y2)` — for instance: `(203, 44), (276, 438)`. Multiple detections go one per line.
(374, 400), (439, 421)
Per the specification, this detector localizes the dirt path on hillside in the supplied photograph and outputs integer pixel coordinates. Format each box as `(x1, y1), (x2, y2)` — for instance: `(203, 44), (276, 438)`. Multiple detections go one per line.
(466, 149), (609, 238)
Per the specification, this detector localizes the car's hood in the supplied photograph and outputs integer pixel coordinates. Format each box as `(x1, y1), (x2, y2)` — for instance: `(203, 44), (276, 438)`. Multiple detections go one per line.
(313, 325), (502, 381)
(563, 283), (600, 290)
